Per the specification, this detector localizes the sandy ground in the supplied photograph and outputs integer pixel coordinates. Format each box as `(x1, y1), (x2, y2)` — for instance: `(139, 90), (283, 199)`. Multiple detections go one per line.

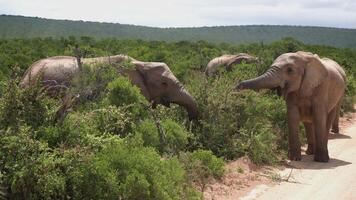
(203, 156), (275, 200)
(243, 110), (356, 200)
(205, 110), (356, 200)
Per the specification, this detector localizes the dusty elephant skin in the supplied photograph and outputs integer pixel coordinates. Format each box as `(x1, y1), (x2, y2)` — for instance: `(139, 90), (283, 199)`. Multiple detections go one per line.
(20, 55), (198, 120)
(205, 53), (258, 76)
(236, 51), (346, 162)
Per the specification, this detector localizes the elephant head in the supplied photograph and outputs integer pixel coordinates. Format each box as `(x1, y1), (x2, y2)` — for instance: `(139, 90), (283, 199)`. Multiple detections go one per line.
(236, 51), (327, 98)
(21, 55), (198, 120)
(125, 61), (199, 120)
(205, 53), (259, 76)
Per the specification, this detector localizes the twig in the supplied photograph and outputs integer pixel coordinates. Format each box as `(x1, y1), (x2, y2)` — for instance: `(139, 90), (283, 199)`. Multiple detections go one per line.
(54, 93), (79, 125)
(146, 102), (166, 152)
(74, 45), (83, 72)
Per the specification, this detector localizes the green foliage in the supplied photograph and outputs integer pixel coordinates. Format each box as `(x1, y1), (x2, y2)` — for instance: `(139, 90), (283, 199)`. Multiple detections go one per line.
(106, 76), (148, 117)
(95, 140), (196, 200)
(2, 15), (356, 48)
(133, 119), (190, 155)
(179, 150), (224, 191)
(37, 106), (133, 148)
(240, 120), (278, 165)
(133, 119), (161, 148)
(71, 63), (118, 102)
(0, 127), (67, 200)
(0, 77), (57, 130)
(0, 36), (355, 199)
(161, 119), (190, 154)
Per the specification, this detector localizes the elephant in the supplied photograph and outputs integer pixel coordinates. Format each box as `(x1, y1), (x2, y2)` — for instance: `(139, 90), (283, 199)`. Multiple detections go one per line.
(20, 55), (198, 120)
(236, 51), (346, 162)
(205, 53), (258, 76)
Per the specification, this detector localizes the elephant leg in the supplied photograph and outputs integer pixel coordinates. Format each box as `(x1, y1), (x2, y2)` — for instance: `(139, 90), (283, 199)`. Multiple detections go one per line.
(313, 104), (329, 162)
(287, 101), (301, 161)
(331, 99), (342, 134)
(327, 106), (338, 135)
(304, 122), (315, 155)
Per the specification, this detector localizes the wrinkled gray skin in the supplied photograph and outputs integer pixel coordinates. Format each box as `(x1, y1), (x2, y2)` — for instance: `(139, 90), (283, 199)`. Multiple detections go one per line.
(205, 53), (258, 76)
(21, 55), (198, 120)
(236, 51), (346, 162)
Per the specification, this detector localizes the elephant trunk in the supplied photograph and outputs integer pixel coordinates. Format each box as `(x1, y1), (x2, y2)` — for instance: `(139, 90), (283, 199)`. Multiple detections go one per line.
(236, 66), (281, 90)
(173, 88), (199, 120)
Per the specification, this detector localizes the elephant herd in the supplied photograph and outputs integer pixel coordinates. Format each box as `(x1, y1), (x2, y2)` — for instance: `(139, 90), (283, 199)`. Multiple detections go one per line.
(21, 51), (346, 163)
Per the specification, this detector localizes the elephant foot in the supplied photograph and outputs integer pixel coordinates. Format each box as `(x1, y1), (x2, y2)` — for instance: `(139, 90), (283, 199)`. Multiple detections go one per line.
(314, 149), (329, 162)
(305, 144), (315, 155)
(331, 127), (339, 134)
(289, 150), (301, 161)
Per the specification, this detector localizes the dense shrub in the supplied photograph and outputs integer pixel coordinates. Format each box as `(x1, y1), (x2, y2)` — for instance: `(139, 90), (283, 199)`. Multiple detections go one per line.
(0, 127), (67, 200)
(179, 150), (224, 191)
(133, 119), (190, 155)
(0, 37), (355, 198)
(71, 63), (118, 102)
(0, 78), (57, 130)
(106, 76), (148, 118)
(95, 139), (200, 200)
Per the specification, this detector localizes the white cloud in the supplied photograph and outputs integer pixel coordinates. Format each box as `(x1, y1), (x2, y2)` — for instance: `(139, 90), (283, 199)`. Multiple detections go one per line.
(0, 0), (355, 28)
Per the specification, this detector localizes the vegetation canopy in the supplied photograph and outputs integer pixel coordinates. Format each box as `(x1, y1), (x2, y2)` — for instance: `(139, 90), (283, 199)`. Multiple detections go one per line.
(0, 36), (355, 199)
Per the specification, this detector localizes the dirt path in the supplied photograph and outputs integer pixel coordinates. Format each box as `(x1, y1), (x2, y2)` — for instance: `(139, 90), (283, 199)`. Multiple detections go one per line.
(242, 111), (356, 200)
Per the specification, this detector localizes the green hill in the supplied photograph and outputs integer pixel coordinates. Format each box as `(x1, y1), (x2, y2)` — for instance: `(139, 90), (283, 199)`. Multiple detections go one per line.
(1, 14), (356, 48)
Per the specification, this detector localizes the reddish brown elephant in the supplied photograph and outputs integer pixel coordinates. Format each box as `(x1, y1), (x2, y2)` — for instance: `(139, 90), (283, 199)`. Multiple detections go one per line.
(21, 55), (198, 120)
(236, 51), (346, 162)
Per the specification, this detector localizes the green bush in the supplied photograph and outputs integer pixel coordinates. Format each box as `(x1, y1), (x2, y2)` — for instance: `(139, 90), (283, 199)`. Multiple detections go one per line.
(37, 106), (133, 148)
(162, 119), (190, 154)
(179, 150), (224, 191)
(133, 119), (190, 155)
(0, 78), (57, 131)
(95, 139), (199, 200)
(62, 145), (122, 200)
(1, 37), (355, 198)
(106, 76), (148, 118)
(0, 127), (67, 200)
(71, 63), (118, 102)
(132, 119), (161, 150)
(239, 120), (278, 165)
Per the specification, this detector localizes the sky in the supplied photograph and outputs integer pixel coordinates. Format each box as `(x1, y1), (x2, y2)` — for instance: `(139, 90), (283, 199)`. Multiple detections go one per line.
(0, 0), (355, 28)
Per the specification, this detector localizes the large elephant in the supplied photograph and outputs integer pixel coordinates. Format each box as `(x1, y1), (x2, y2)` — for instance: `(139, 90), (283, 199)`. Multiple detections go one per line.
(236, 51), (346, 162)
(20, 55), (198, 120)
(205, 53), (258, 76)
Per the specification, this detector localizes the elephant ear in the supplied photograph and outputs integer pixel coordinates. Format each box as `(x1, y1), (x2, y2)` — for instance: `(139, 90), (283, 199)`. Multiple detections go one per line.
(299, 54), (328, 97)
(133, 61), (148, 77)
(125, 61), (151, 100)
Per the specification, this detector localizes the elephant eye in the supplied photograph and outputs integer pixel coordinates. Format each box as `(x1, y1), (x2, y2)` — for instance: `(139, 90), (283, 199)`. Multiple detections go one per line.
(287, 67), (293, 74)
(161, 81), (168, 86)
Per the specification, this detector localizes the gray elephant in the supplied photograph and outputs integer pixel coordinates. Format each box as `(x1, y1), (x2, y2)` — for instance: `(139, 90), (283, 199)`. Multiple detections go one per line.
(20, 55), (198, 120)
(236, 51), (346, 162)
(205, 53), (258, 76)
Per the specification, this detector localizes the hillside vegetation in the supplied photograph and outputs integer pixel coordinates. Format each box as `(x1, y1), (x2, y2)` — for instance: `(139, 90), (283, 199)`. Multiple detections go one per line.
(1, 15), (356, 48)
(0, 37), (355, 199)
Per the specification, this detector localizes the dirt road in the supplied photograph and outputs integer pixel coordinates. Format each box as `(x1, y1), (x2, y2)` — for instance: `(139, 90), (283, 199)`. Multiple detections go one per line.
(243, 113), (356, 200)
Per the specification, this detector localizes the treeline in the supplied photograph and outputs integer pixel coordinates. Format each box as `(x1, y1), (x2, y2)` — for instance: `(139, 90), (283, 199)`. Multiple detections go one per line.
(1, 15), (356, 48)
(0, 37), (355, 199)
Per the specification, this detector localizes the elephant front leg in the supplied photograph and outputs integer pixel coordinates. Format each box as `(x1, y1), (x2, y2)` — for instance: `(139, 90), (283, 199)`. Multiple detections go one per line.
(287, 102), (301, 161)
(304, 122), (315, 155)
(313, 105), (329, 162)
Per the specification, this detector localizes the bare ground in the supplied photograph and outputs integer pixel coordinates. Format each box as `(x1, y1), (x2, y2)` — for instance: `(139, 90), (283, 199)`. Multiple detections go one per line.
(204, 109), (356, 200)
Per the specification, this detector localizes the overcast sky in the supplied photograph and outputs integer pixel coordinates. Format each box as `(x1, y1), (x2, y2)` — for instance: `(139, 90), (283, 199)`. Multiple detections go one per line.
(0, 0), (355, 28)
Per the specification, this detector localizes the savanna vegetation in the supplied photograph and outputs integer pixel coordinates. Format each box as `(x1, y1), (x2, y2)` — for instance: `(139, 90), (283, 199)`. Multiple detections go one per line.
(1, 15), (356, 48)
(0, 36), (355, 199)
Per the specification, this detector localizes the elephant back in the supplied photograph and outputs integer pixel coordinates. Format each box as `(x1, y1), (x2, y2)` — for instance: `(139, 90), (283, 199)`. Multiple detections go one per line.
(21, 56), (79, 88)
